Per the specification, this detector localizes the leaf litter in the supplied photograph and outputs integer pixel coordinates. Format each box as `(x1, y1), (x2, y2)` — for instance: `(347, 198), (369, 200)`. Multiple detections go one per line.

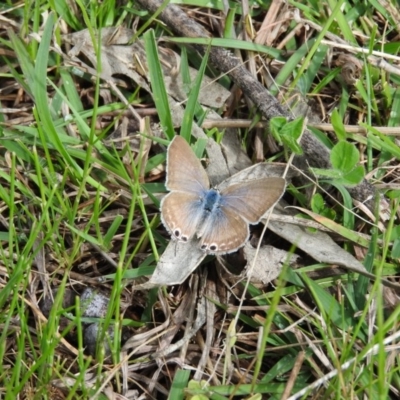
(0, 2), (400, 399)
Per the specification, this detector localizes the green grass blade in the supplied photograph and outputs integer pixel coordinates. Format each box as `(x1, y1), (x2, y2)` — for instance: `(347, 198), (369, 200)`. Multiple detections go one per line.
(143, 29), (175, 139)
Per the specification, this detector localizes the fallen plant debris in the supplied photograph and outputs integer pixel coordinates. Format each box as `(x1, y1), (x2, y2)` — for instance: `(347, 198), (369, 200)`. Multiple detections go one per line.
(0, 1), (400, 399)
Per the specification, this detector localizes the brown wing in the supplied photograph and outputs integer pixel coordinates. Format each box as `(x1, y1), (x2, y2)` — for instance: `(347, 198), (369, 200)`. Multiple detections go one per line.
(199, 207), (249, 254)
(219, 177), (285, 223)
(165, 136), (209, 193)
(160, 191), (204, 242)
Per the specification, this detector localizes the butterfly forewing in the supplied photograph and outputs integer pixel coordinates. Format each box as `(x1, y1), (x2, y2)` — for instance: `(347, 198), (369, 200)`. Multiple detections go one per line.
(160, 191), (204, 242)
(199, 207), (249, 254)
(220, 177), (286, 223)
(165, 136), (209, 193)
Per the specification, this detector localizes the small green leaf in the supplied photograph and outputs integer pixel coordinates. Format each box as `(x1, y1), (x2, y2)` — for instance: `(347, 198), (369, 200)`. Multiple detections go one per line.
(311, 141), (366, 187)
(331, 141), (359, 173)
(340, 165), (365, 186)
(387, 190), (400, 200)
(311, 193), (325, 214)
(391, 239), (400, 258)
(270, 117), (286, 145)
(280, 117), (304, 154)
(311, 193), (336, 219)
(389, 225), (400, 242)
(270, 116), (304, 154)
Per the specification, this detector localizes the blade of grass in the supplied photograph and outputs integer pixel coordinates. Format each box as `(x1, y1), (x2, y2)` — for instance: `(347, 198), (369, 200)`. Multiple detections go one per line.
(270, 39), (317, 96)
(143, 29), (175, 140)
(168, 369), (191, 400)
(180, 43), (210, 142)
(168, 37), (282, 59)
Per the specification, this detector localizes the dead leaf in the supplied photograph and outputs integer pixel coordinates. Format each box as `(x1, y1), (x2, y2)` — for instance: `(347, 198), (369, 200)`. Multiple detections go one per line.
(63, 27), (230, 108)
(244, 243), (299, 284)
(268, 203), (368, 274)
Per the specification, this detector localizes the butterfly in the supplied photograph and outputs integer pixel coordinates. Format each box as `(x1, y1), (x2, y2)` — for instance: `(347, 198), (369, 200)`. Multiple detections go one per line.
(160, 136), (286, 254)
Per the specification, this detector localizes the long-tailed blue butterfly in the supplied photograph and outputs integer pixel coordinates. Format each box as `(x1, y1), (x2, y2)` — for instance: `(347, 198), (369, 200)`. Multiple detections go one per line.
(160, 136), (286, 254)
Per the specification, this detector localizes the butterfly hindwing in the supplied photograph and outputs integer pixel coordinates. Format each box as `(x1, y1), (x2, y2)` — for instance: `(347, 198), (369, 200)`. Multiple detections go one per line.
(198, 206), (249, 254)
(160, 191), (204, 242)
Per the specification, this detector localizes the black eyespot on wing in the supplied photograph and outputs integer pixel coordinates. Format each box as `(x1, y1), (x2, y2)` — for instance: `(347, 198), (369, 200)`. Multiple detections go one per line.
(173, 229), (181, 238)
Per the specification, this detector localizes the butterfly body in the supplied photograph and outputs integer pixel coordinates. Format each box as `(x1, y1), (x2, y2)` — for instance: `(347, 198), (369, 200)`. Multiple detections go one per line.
(202, 189), (220, 212)
(161, 136), (286, 254)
